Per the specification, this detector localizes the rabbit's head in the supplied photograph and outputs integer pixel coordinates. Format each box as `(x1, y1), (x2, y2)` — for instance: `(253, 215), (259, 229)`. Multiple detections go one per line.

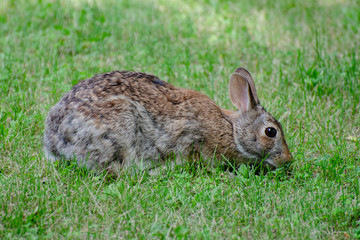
(228, 68), (292, 168)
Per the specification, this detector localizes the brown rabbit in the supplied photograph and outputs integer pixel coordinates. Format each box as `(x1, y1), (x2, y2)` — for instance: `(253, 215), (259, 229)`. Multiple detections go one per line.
(43, 67), (292, 175)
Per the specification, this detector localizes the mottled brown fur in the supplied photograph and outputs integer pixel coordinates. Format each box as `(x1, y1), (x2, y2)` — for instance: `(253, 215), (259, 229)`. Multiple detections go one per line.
(44, 68), (292, 175)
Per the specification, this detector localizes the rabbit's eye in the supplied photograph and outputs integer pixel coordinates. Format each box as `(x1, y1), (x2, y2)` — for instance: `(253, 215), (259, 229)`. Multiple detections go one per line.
(265, 127), (277, 138)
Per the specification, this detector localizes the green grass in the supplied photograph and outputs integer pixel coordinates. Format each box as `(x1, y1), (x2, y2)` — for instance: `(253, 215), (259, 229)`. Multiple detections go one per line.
(1, 0), (359, 238)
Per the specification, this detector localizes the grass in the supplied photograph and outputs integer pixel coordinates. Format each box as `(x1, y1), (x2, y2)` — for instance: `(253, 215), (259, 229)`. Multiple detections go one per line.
(0, 0), (359, 238)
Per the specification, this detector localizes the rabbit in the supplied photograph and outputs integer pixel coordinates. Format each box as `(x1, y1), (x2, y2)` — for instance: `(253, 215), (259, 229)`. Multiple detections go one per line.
(43, 67), (292, 175)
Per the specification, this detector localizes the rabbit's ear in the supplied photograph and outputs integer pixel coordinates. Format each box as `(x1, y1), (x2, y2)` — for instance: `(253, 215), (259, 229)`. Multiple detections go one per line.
(229, 73), (258, 113)
(234, 67), (260, 105)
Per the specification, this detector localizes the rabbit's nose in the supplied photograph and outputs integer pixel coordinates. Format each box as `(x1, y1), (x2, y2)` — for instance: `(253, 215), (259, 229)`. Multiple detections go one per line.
(280, 144), (292, 163)
(274, 142), (292, 166)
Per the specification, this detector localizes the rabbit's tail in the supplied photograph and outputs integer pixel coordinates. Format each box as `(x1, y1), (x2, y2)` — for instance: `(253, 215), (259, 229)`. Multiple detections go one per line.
(44, 146), (59, 162)
(43, 134), (61, 162)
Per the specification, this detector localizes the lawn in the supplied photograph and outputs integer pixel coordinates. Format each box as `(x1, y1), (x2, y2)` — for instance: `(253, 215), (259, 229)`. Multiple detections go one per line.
(0, 0), (359, 239)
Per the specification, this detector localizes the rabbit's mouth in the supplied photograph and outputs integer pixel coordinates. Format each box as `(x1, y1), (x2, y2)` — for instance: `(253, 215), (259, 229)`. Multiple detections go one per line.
(262, 161), (278, 170)
(246, 162), (276, 175)
(258, 157), (293, 173)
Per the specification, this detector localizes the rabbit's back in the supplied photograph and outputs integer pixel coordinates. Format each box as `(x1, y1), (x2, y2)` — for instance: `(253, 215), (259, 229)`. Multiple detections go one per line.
(51, 71), (212, 124)
(44, 71), (225, 172)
